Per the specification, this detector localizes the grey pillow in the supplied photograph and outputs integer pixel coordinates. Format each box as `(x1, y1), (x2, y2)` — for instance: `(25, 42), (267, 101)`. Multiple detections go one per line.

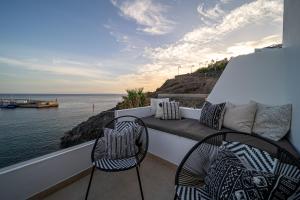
(252, 102), (292, 141)
(223, 101), (257, 133)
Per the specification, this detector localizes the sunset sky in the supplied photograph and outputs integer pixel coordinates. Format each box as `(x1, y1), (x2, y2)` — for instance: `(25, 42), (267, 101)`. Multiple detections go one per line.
(0, 0), (283, 94)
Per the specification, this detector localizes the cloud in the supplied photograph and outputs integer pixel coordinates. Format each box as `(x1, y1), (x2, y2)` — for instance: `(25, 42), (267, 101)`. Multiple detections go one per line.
(0, 57), (109, 79)
(130, 0), (283, 91)
(226, 35), (282, 56)
(197, 3), (225, 23)
(111, 0), (175, 35)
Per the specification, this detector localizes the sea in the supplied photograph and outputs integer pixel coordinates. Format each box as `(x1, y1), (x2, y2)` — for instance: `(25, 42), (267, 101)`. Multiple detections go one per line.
(0, 94), (123, 169)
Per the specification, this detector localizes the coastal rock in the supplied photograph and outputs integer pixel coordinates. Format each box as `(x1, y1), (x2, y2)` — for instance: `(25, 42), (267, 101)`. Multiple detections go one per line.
(60, 109), (115, 148)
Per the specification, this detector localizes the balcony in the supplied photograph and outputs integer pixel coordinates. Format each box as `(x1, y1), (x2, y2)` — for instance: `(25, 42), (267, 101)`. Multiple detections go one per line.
(44, 154), (176, 200)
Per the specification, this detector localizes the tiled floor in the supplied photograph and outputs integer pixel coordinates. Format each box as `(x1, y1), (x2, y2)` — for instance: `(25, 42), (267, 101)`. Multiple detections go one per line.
(44, 154), (177, 200)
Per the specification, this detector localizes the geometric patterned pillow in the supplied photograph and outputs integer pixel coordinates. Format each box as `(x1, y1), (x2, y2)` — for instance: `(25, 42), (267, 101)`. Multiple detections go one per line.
(223, 141), (300, 199)
(222, 141), (279, 173)
(200, 101), (226, 130)
(269, 174), (300, 200)
(205, 147), (277, 200)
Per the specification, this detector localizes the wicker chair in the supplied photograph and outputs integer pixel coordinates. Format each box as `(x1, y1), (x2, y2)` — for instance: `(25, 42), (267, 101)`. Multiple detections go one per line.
(174, 131), (300, 199)
(85, 115), (149, 200)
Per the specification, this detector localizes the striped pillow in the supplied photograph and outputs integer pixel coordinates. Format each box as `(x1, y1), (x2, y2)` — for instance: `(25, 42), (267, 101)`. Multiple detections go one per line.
(104, 126), (139, 159)
(200, 101), (226, 130)
(161, 101), (181, 120)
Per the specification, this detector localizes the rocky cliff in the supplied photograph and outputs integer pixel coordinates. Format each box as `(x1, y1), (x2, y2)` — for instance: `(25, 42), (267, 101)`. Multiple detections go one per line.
(60, 109), (115, 148)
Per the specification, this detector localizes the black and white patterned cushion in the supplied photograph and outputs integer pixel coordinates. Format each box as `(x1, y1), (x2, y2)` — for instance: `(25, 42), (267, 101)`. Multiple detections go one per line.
(205, 148), (277, 200)
(222, 141), (278, 173)
(175, 185), (210, 200)
(200, 101), (225, 130)
(161, 101), (181, 120)
(94, 157), (137, 170)
(104, 125), (139, 160)
(223, 141), (300, 199)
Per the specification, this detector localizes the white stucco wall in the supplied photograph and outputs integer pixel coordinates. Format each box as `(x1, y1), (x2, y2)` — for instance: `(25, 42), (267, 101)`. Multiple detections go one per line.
(283, 0), (300, 48)
(0, 141), (93, 200)
(208, 47), (300, 152)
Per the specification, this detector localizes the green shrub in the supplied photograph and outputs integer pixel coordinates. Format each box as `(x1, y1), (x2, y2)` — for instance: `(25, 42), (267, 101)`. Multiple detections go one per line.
(117, 88), (149, 109)
(196, 58), (229, 74)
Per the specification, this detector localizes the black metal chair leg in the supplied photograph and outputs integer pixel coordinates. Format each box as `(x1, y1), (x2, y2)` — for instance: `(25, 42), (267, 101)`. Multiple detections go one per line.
(174, 194), (177, 200)
(85, 166), (96, 200)
(136, 166), (144, 200)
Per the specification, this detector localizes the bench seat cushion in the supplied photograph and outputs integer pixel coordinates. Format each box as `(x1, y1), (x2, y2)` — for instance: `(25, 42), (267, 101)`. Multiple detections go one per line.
(141, 116), (231, 141)
(141, 116), (299, 159)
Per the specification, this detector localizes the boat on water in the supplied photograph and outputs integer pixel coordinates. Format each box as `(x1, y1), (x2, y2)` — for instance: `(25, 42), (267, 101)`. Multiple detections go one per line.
(0, 103), (17, 109)
(0, 99), (59, 109)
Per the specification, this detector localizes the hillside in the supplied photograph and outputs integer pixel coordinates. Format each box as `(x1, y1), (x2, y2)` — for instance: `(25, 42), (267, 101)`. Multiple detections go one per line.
(154, 58), (228, 95)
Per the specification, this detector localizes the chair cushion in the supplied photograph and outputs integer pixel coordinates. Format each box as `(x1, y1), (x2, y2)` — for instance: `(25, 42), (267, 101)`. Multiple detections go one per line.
(94, 157), (137, 170)
(200, 101), (226, 130)
(175, 185), (210, 200)
(252, 102), (292, 141)
(223, 101), (257, 133)
(161, 101), (181, 120)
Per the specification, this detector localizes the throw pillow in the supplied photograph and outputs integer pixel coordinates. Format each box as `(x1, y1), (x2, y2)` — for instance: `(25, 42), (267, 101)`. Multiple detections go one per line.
(223, 141), (300, 199)
(223, 101), (257, 133)
(104, 126), (139, 159)
(161, 101), (181, 120)
(205, 148), (277, 200)
(150, 98), (169, 115)
(155, 102), (164, 118)
(252, 101), (292, 141)
(200, 101), (226, 130)
(269, 174), (300, 200)
(222, 141), (279, 173)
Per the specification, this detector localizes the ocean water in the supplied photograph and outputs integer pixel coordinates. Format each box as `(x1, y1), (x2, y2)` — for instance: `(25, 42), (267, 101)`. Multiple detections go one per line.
(0, 94), (123, 169)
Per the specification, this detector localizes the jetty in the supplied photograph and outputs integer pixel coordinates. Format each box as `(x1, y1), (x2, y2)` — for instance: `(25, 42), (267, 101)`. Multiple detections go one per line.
(0, 98), (59, 109)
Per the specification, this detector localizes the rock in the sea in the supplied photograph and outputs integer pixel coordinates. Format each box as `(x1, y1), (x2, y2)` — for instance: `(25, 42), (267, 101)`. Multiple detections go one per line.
(60, 108), (115, 148)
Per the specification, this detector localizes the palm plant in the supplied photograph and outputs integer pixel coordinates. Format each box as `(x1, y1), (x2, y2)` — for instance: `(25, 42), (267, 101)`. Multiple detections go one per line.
(118, 88), (147, 109)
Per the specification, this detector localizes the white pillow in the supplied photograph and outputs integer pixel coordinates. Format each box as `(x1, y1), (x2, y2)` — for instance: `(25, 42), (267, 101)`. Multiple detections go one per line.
(155, 102), (164, 118)
(223, 101), (257, 133)
(150, 98), (169, 115)
(252, 102), (292, 141)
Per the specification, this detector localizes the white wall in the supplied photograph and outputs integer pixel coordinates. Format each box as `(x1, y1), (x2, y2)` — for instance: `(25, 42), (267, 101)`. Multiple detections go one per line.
(283, 0), (300, 48)
(0, 141), (94, 200)
(148, 128), (197, 165)
(208, 49), (288, 105)
(208, 47), (300, 152)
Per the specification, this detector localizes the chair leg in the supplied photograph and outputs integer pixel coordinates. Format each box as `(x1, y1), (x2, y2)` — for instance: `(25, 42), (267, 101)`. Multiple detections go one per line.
(136, 166), (144, 200)
(85, 166), (96, 200)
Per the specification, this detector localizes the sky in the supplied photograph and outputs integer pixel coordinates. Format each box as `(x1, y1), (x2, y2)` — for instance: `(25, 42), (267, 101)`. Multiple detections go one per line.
(0, 0), (283, 94)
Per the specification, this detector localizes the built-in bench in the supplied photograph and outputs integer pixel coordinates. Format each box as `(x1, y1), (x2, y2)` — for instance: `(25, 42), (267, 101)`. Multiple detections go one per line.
(141, 116), (300, 159)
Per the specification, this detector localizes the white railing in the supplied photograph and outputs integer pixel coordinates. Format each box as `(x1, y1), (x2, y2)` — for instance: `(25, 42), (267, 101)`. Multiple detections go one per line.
(0, 141), (94, 200)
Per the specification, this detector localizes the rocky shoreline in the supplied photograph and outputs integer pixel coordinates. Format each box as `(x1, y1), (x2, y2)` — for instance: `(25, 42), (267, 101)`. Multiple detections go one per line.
(60, 108), (115, 148)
